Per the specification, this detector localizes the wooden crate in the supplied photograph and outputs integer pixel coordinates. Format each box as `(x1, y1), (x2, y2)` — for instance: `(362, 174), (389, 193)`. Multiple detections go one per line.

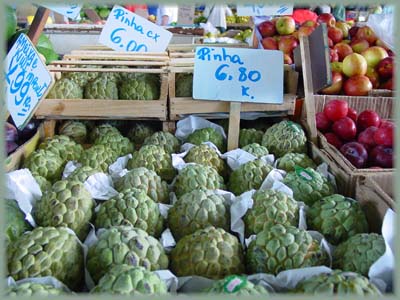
(167, 45), (298, 120)
(35, 51), (169, 120)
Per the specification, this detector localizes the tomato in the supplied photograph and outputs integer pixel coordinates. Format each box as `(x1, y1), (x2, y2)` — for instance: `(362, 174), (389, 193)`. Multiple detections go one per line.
(357, 126), (378, 152)
(374, 126), (394, 147)
(323, 99), (349, 121)
(316, 112), (332, 132)
(356, 110), (381, 132)
(332, 117), (357, 141)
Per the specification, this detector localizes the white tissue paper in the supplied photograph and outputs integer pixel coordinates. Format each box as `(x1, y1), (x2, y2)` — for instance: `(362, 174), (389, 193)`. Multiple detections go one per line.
(175, 116), (226, 141)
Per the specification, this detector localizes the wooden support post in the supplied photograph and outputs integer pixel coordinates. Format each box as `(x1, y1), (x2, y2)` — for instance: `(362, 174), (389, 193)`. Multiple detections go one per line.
(84, 8), (102, 23)
(227, 102), (241, 151)
(27, 7), (51, 45)
(162, 121), (176, 133)
(42, 120), (56, 138)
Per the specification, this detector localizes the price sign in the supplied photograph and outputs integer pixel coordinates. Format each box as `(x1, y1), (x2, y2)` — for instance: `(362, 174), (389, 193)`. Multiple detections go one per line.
(177, 5), (195, 25)
(42, 4), (82, 20)
(237, 4), (293, 16)
(193, 47), (283, 103)
(99, 5), (173, 52)
(5, 34), (53, 129)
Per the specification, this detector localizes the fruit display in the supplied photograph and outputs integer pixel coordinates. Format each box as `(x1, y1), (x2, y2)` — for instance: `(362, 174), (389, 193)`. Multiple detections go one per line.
(317, 99), (395, 168)
(6, 282), (68, 296)
(205, 275), (269, 295)
(184, 144), (226, 176)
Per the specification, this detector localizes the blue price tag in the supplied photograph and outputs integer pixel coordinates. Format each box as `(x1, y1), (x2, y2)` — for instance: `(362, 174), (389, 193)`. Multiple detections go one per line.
(5, 34), (53, 129)
(193, 47), (283, 104)
(42, 4), (82, 20)
(237, 4), (293, 16)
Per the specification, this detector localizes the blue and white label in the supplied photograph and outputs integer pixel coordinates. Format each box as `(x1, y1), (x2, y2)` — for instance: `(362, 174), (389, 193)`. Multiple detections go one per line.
(236, 4), (293, 16)
(42, 4), (82, 20)
(99, 5), (173, 53)
(5, 34), (53, 129)
(193, 47), (283, 104)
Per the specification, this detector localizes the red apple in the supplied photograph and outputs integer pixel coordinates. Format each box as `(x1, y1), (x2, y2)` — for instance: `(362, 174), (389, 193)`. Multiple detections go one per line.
(316, 112), (332, 132)
(343, 75), (372, 96)
(380, 77), (394, 90)
(374, 125), (394, 147)
(350, 39), (370, 54)
(333, 117), (357, 141)
(357, 110), (381, 131)
(333, 43), (353, 62)
(321, 72), (343, 94)
(347, 107), (357, 122)
(331, 62), (343, 73)
(369, 145), (393, 168)
(278, 35), (298, 54)
(324, 132), (343, 149)
(301, 20), (318, 28)
(365, 66), (380, 89)
(355, 26), (377, 45)
(258, 20), (277, 38)
(275, 16), (296, 35)
(335, 21), (351, 38)
(328, 26), (344, 44)
(327, 37), (334, 48)
(376, 57), (394, 79)
(349, 26), (360, 39)
(380, 120), (395, 129)
(283, 53), (293, 64)
(361, 46), (388, 68)
(357, 126), (378, 152)
(298, 26), (315, 37)
(323, 99), (348, 121)
(317, 13), (336, 27)
(261, 37), (278, 50)
(340, 142), (368, 168)
(342, 53), (367, 77)
(330, 48), (339, 62)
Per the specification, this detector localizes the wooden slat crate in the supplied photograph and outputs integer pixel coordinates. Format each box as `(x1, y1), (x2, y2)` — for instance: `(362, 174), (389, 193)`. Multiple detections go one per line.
(35, 51), (169, 120)
(167, 45), (298, 120)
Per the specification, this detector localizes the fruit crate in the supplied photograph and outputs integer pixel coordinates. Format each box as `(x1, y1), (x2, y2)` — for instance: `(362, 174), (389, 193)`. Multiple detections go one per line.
(35, 50), (169, 121)
(167, 44), (298, 121)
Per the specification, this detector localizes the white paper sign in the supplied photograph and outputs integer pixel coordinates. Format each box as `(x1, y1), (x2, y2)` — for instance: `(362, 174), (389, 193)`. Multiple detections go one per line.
(237, 4), (294, 16)
(99, 5), (173, 52)
(193, 47), (283, 103)
(177, 5), (195, 25)
(5, 33), (53, 130)
(42, 4), (82, 20)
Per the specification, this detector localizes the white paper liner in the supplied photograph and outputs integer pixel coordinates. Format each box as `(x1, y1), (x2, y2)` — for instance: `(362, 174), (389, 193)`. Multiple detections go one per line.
(5, 169), (41, 227)
(6, 276), (72, 293)
(175, 115), (227, 141)
(316, 162), (337, 190)
(154, 270), (179, 293)
(62, 161), (81, 179)
(84, 173), (118, 200)
(221, 149), (257, 170)
(160, 229), (176, 252)
(108, 154), (133, 181)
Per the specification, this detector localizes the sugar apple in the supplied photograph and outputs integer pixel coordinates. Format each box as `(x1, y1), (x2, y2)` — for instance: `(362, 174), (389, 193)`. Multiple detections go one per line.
(5, 200), (32, 245)
(64, 70), (99, 87)
(277, 153), (317, 173)
(84, 73), (118, 99)
(228, 159), (273, 196)
(246, 224), (328, 275)
(67, 165), (102, 182)
(90, 124), (121, 142)
(94, 132), (134, 157)
(244, 189), (298, 237)
(33, 179), (95, 240)
(283, 167), (336, 206)
(205, 275), (269, 295)
(91, 264), (167, 295)
(184, 144), (226, 177)
(308, 194), (369, 245)
(128, 145), (175, 182)
(187, 127), (226, 152)
(143, 131), (180, 154)
(118, 75), (160, 100)
(87, 226), (168, 283)
(174, 164), (226, 198)
(7, 227), (84, 291)
(239, 129), (264, 148)
(46, 78), (82, 99)
(170, 226), (245, 279)
(114, 167), (169, 204)
(127, 123), (156, 148)
(242, 143), (269, 158)
(6, 282), (67, 296)
(333, 233), (386, 277)
(23, 149), (64, 182)
(38, 135), (83, 164)
(175, 73), (193, 97)
(293, 270), (381, 295)
(168, 189), (229, 241)
(79, 144), (118, 172)
(262, 121), (307, 158)
(94, 188), (164, 237)
(58, 121), (87, 144)
(32, 173), (52, 192)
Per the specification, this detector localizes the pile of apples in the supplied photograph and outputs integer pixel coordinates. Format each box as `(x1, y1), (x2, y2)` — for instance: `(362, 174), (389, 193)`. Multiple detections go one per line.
(320, 13), (394, 95)
(316, 99), (394, 169)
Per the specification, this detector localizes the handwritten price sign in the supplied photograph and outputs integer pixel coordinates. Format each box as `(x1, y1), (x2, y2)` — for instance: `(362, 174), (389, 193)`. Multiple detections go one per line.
(193, 47), (283, 104)
(237, 4), (293, 16)
(42, 4), (82, 20)
(99, 5), (172, 52)
(5, 34), (53, 129)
